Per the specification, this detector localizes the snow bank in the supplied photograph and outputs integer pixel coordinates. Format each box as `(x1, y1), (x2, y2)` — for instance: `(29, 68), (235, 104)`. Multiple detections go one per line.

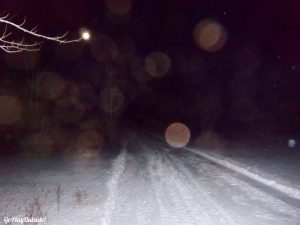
(185, 147), (300, 201)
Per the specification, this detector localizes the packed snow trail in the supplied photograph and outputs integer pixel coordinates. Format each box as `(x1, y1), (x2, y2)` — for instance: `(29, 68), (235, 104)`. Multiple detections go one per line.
(99, 135), (300, 225)
(102, 149), (127, 225)
(1, 133), (300, 225)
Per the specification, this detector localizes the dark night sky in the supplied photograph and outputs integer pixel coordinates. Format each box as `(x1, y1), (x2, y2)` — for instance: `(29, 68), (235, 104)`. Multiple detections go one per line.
(1, 0), (300, 155)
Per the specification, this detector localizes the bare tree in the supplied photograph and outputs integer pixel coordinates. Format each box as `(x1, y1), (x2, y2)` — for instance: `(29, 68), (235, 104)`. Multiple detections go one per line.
(0, 13), (90, 53)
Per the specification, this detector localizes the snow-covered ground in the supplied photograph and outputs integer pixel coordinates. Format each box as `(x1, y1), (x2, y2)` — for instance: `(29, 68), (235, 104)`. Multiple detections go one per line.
(1, 134), (300, 225)
(191, 132), (300, 191)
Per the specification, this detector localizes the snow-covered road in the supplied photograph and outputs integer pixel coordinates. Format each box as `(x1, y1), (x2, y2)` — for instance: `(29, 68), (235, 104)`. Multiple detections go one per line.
(1, 134), (300, 225)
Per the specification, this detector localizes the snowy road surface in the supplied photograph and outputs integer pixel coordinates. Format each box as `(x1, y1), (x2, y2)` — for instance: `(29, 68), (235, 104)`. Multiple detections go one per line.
(1, 134), (300, 225)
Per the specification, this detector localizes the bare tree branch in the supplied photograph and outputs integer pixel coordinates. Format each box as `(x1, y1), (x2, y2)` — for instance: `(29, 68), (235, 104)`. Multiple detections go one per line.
(0, 13), (85, 53)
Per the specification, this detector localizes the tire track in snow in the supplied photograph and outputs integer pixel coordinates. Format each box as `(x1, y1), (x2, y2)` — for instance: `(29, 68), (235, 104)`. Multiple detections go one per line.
(176, 151), (300, 225)
(109, 153), (160, 225)
(143, 133), (300, 224)
(146, 148), (215, 225)
(147, 150), (196, 225)
(102, 149), (127, 225)
(141, 133), (237, 225)
(165, 152), (237, 225)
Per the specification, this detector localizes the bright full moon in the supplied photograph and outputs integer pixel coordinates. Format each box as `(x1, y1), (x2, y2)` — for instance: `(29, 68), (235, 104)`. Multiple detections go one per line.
(81, 31), (91, 41)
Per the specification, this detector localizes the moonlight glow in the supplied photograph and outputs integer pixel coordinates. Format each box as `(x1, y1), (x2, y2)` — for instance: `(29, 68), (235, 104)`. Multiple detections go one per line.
(81, 31), (91, 41)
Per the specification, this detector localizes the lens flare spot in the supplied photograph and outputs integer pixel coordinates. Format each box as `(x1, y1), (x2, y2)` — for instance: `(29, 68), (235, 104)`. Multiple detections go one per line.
(105, 0), (132, 15)
(21, 132), (54, 158)
(77, 130), (103, 148)
(55, 97), (85, 124)
(288, 139), (296, 148)
(51, 127), (73, 153)
(193, 19), (227, 52)
(131, 57), (152, 82)
(0, 95), (23, 125)
(165, 122), (191, 148)
(194, 131), (220, 150)
(145, 51), (171, 77)
(100, 87), (125, 113)
(90, 35), (118, 62)
(79, 147), (99, 159)
(36, 72), (66, 100)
